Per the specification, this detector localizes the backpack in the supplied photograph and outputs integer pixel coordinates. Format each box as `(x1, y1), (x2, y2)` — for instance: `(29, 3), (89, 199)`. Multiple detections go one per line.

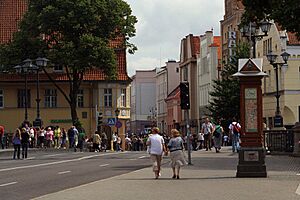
(232, 123), (240, 134)
(213, 125), (221, 138)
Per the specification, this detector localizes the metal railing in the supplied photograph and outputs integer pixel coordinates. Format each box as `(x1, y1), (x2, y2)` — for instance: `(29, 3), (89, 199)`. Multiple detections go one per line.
(263, 129), (294, 153)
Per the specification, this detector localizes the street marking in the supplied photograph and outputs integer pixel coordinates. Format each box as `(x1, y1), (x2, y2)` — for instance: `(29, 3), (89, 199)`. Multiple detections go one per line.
(296, 173), (300, 176)
(130, 159), (137, 161)
(0, 182), (17, 187)
(0, 152), (121, 173)
(27, 157), (36, 160)
(138, 156), (147, 159)
(44, 154), (63, 158)
(99, 164), (109, 167)
(296, 184), (300, 195)
(58, 171), (71, 175)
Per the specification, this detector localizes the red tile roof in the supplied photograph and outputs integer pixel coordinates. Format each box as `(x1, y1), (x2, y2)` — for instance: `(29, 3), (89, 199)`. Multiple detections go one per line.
(0, 69), (131, 82)
(210, 36), (221, 60)
(287, 32), (300, 45)
(0, 0), (27, 44)
(0, 0), (130, 82)
(275, 23), (300, 46)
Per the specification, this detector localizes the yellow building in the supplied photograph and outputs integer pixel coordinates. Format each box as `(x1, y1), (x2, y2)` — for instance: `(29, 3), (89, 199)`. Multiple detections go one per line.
(0, 62), (132, 145)
(256, 22), (300, 128)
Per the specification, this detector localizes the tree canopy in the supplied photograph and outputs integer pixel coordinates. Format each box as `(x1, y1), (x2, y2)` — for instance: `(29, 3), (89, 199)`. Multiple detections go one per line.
(208, 43), (250, 126)
(242, 0), (300, 38)
(0, 0), (137, 126)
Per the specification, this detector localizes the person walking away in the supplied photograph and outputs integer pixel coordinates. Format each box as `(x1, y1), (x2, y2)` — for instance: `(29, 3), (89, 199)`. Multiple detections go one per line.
(146, 127), (167, 179)
(29, 127), (35, 148)
(77, 128), (85, 152)
(54, 126), (61, 149)
(0, 125), (4, 149)
(61, 128), (67, 149)
(125, 134), (132, 151)
(45, 127), (54, 148)
(92, 132), (101, 152)
(196, 132), (204, 150)
(67, 126), (77, 149)
(201, 117), (213, 151)
(100, 131), (108, 152)
(39, 127), (46, 148)
(21, 128), (29, 159)
(229, 118), (241, 152)
(112, 132), (117, 151)
(213, 120), (224, 153)
(12, 129), (21, 159)
(223, 134), (229, 146)
(167, 129), (187, 179)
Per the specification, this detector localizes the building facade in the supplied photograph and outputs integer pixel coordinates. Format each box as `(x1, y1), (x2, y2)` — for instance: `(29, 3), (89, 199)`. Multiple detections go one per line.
(256, 23), (300, 128)
(165, 85), (181, 135)
(130, 69), (156, 135)
(156, 60), (180, 134)
(197, 31), (221, 119)
(179, 34), (200, 133)
(220, 0), (244, 62)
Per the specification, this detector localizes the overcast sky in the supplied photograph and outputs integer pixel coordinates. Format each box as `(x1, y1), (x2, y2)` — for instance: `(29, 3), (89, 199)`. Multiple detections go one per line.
(124, 0), (225, 76)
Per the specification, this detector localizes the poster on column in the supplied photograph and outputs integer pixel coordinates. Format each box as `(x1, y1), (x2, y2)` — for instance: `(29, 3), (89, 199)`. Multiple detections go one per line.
(245, 88), (258, 132)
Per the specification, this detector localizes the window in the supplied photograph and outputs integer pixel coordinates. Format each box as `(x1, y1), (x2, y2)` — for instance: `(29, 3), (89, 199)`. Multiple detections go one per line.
(263, 38), (272, 56)
(176, 67), (179, 73)
(104, 88), (112, 107)
(0, 90), (3, 108)
(53, 65), (63, 72)
(44, 89), (57, 108)
(120, 88), (126, 107)
(183, 67), (188, 81)
(77, 89), (84, 108)
(18, 89), (31, 108)
(82, 112), (87, 119)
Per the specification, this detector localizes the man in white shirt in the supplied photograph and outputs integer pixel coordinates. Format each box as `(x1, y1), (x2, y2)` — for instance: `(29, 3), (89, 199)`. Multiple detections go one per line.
(201, 117), (214, 151)
(146, 127), (167, 179)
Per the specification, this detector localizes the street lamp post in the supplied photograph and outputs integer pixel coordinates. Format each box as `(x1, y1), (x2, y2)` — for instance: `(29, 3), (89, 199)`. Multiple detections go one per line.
(14, 59), (37, 123)
(266, 51), (290, 127)
(240, 20), (272, 58)
(34, 58), (49, 127)
(115, 108), (120, 135)
(21, 58), (49, 128)
(15, 58), (49, 126)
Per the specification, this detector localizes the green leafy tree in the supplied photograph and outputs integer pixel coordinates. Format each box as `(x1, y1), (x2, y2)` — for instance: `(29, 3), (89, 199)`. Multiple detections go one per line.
(242, 0), (300, 38)
(0, 0), (137, 127)
(208, 43), (250, 126)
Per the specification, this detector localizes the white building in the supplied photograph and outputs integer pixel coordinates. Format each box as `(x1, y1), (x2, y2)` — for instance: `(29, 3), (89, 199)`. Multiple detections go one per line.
(130, 69), (156, 134)
(197, 31), (221, 119)
(156, 60), (180, 133)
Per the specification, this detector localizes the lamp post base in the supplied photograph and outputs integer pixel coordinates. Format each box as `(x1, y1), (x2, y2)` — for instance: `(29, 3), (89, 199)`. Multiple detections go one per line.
(33, 118), (43, 128)
(274, 114), (283, 128)
(236, 147), (267, 178)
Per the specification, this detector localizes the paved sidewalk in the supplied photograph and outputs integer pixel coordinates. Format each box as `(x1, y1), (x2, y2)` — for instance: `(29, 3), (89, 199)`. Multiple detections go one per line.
(32, 147), (300, 200)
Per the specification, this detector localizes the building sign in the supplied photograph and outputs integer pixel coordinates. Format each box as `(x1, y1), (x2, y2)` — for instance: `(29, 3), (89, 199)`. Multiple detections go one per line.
(245, 88), (258, 132)
(228, 31), (236, 59)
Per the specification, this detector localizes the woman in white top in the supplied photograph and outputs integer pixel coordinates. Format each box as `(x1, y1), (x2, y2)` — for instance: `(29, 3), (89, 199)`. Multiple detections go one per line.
(146, 127), (167, 179)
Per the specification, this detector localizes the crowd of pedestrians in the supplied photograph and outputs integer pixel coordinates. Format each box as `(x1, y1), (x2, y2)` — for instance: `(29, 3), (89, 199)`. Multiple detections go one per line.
(187, 117), (241, 153)
(9, 122), (90, 159)
(5, 116), (241, 163)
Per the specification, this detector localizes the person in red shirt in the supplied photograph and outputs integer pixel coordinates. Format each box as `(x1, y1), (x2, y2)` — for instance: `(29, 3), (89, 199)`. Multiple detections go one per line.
(0, 125), (4, 149)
